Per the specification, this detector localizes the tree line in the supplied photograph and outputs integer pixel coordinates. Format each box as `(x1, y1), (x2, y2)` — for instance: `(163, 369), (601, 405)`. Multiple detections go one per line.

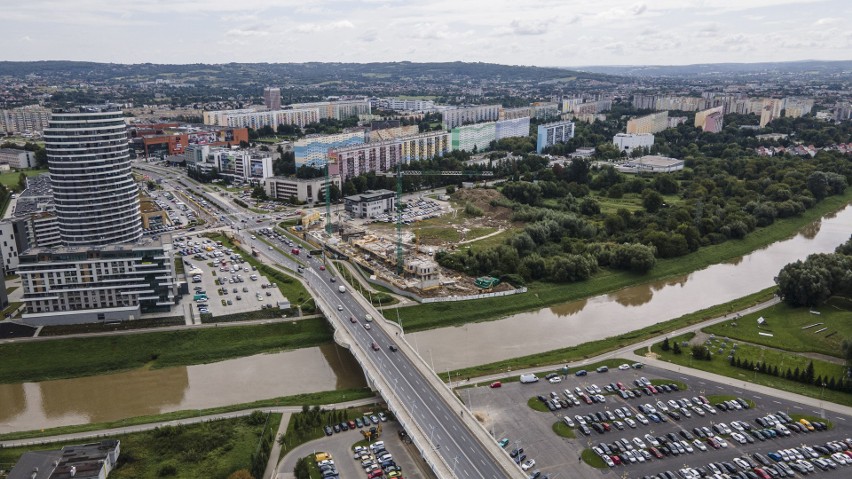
(775, 237), (852, 307)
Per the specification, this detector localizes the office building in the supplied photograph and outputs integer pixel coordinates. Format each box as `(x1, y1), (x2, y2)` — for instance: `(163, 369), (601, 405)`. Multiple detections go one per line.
(211, 149), (273, 183)
(344, 189), (396, 218)
(8, 440), (120, 479)
(45, 106), (142, 246)
(495, 117), (531, 141)
(330, 139), (402, 181)
(613, 133), (655, 154)
(451, 122), (497, 152)
(290, 99), (371, 120)
(0, 105), (51, 135)
(536, 120), (575, 153)
(695, 106), (724, 133)
(0, 148), (37, 169)
(265, 175), (342, 203)
(442, 105), (501, 129)
(18, 237), (177, 326)
(295, 131), (366, 168)
(627, 111), (669, 135)
(0, 218), (29, 272)
(263, 87), (281, 110)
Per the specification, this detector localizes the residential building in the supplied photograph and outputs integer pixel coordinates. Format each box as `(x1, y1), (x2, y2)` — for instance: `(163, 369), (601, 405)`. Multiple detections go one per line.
(0, 265), (7, 310)
(263, 87), (281, 110)
(295, 131), (366, 168)
(0, 148), (37, 169)
(760, 98), (785, 127)
(561, 97), (584, 112)
(265, 175), (342, 203)
(203, 108), (256, 126)
(18, 237), (177, 326)
(536, 120), (575, 153)
(368, 124), (419, 142)
(495, 117), (531, 141)
(210, 108), (321, 130)
(783, 98), (815, 118)
(0, 218), (29, 272)
(833, 102), (852, 121)
(668, 116), (688, 128)
(45, 106), (142, 246)
(399, 131), (451, 162)
(627, 111), (669, 134)
(8, 439), (120, 479)
(616, 155), (684, 174)
(530, 101), (560, 120)
(290, 99), (371, 120)
(0, 105), (51, 135)
(375, 98), (436, 111)
(500, 107), (531, 120)
(344, 189), (396, 218)
(330, 139), (402, 181)
(441, 105), (501, 129)
(451, 122), (497, 152)
(613, 133), (655, 154)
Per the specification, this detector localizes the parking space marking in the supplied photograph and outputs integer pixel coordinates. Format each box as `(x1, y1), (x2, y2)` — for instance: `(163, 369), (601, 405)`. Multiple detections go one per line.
(772, 400), (781, 404)
(753, 395), (761, 399)
(794, 405), (802, 409)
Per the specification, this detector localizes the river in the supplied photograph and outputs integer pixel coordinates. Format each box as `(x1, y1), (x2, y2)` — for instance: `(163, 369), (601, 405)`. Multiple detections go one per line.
(0, 344), (365, 434)
(410, 204), (852, 372)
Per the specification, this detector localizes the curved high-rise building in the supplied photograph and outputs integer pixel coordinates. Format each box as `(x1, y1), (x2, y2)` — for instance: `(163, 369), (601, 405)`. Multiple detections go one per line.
(45, 106), (141, 246)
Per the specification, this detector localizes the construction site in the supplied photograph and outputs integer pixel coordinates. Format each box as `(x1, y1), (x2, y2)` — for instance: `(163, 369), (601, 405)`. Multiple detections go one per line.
(301, 187), (519, 299)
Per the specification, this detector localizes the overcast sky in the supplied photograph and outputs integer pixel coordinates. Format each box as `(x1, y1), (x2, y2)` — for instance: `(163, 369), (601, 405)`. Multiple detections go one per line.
(3, 0), (851, 66)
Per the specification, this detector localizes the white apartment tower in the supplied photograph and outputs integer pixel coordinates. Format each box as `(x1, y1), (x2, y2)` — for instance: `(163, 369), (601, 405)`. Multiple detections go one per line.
(44, 106), (142, 246)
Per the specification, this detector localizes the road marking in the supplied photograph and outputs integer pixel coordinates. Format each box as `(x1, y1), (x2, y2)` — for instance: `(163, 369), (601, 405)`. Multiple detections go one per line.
(716, 386), (724, 390)
(773, 400), (781, 404)
(793, 406), (802, 409)
(837, 417), (846, 421)
(753, 395), (762, 399)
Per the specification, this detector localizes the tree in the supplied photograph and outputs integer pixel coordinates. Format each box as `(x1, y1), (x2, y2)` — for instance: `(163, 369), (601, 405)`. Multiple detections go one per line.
(673, 342), (682, 355)
(642, 188), (664, 213)
(661, 337), (671, 352)
(251, 185), (268, 200)
(17, 172), (27, 191)
(227, 470), (255, 479)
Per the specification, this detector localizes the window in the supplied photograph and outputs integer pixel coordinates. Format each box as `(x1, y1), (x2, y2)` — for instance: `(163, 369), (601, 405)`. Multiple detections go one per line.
(97, 313), (105, 321)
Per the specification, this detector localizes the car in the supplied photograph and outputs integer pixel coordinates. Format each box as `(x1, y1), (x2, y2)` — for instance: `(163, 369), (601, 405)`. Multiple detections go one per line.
(320, 265), (326, 270)
(388, 345), (398, 352)
(548, 376), (562, 384)
(619, 363), (631, 370)
(349, 316), (357, 323)
(371, 342), (380, 351)
(490, 381), (502, 388)
(575, 370), (588, 376)
(324, 425), (333, 436)
(498, 438), (510, 448)
(364, 323), (372, 330)
(337, 304), (343, 311)
(596, 366), (609, 373)
(521, 459), (536, 471)
(510, 448), (523, 458)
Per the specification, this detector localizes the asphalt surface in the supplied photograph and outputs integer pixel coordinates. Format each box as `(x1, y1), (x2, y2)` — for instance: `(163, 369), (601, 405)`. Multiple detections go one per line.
(464, 364), (852, 479)
(244, 228), (516, 478)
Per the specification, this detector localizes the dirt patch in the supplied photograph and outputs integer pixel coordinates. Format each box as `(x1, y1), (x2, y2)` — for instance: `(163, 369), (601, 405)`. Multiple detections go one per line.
(452, 188), (514, 225)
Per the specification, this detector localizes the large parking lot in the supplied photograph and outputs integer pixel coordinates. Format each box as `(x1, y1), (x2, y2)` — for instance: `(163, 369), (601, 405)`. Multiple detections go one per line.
(463, 364), (852, 479)
(365, 197), (446, 225)
(178, 235), (288, 319)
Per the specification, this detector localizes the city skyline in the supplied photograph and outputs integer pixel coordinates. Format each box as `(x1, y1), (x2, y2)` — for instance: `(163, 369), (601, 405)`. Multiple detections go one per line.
(3, 0), (851, 66)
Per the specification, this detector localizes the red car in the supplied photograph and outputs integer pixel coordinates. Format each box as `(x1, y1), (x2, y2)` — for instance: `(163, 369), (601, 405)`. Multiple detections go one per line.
(368, 470), (384, 479)
(601, 422), (611, 431)
(610, 455), (622, 465)
(490, 381), (502, 388)
(649, 447), (663, 459)
(319, 265), (326, 270)
(348, 420), (357, 429)
(754, 468), (770, 479)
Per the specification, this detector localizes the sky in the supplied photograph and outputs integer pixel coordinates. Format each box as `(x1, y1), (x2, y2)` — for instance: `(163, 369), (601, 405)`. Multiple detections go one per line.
(2, 0), (851, 66)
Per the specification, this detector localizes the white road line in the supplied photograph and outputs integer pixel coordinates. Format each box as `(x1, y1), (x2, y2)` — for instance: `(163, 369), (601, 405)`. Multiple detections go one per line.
(773, 400), (781, 404)
(793, 406), (802, 409)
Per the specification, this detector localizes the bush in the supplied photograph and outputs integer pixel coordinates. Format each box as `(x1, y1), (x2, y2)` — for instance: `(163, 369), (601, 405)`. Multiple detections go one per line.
(157, 462), (178, 477)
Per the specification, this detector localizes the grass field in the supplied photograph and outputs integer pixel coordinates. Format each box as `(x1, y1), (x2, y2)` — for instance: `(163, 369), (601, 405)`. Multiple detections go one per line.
(389, 191), (852, 332)
(0, 318), (333, 384)
(581, 448), (607, 468)
(0, 414), (281, 479)
(444, 289), (776, 380)
(527, 397), (550, 412)
(0, 169), (48, 190)
(702, 298), (851, 357)
(552, 420), (576, 438)
(641, 333), (852, 407)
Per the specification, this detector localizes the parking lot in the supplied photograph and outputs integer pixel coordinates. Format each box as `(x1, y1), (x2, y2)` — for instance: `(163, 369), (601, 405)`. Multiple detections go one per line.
(463, 363), (852, 479)
(365, 197), (446, 225)
(178, 235), (288, 318)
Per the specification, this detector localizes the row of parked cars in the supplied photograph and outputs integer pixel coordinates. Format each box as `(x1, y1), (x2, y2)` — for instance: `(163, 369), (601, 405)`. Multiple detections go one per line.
(353, 441), (403, 479)
(636, 437), (852, 479)
(323, 413), (388, 436)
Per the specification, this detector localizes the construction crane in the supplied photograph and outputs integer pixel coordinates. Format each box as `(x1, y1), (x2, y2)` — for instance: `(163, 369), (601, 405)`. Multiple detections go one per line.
(393, 165), (494, 274)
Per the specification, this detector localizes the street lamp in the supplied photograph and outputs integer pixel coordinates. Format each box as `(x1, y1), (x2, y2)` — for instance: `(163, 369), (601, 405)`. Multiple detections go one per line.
(820, 382), (827, 418)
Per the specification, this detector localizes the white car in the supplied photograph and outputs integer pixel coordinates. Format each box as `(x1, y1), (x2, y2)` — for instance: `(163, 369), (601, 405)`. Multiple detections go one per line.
(618, 363), (631, 370)
(692, 439), (707, 451)
(337, 304), (343, 311)
(548, 376), (562, 384)
(521, 459), (536, 471)
(713, 436), (728, 448)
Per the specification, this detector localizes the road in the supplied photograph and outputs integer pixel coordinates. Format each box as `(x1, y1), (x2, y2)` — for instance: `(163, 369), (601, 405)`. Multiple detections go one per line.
(236, 228), (519, 478)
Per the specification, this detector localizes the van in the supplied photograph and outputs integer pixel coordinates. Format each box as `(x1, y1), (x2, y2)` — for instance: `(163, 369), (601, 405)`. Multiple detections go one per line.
(519, 374), (539, 384)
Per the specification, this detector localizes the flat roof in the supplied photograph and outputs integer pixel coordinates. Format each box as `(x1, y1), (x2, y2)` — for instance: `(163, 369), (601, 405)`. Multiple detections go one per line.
(633, 155), (683, 167)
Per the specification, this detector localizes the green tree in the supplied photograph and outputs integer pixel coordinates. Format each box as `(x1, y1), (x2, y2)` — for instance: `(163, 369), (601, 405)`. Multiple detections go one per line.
(660, 337), (671, 352)
(17, 172), (27, 191)
(673, 342), (682, 355)
(251, 185), (268, 200)
(642, 188), (664, 213)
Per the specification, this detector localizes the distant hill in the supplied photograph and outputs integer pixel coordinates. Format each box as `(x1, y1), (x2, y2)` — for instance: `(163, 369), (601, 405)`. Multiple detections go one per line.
(573, 60), (852, 77)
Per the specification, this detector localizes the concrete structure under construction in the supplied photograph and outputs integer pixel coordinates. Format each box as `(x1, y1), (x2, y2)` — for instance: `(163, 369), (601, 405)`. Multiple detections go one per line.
(45, 106), (142, 247)
(536, 120), (575, 153)
(18, 237), (177, 326)
(265, 175), (342, 204)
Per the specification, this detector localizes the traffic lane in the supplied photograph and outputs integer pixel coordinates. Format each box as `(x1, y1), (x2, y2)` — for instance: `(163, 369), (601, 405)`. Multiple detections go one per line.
(318, 274), (507, 479)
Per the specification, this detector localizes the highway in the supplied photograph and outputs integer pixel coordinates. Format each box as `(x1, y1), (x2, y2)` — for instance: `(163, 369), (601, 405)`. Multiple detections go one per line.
(238, 229), (519, 478)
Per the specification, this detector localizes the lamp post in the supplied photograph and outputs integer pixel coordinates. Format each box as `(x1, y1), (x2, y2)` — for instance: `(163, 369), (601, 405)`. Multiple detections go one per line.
(820, 382), (827, 418)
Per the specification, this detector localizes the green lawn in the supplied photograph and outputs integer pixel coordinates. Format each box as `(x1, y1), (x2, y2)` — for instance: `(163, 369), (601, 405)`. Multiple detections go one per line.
(0, 319), (333, 384)
(581, 448), (607, 468)
(0, 169), (48, 190)
(389, 191), (852, 332)
(0, 414), (281, 479)
(527, 397), (550, 412)
(641, 333), (852, 407)
(702, 298), (851, 357)
(552, 420), (576, 438)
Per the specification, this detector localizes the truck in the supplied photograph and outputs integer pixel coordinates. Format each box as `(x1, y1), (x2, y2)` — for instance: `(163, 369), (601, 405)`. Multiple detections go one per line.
(519, 374), (539, 384)
(338, 285), (346, 294)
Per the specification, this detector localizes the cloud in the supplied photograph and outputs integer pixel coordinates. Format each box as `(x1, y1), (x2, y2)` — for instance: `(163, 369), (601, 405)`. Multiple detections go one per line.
(632, 3), (647, 15)
(509, 20), (550, 36)
(295, 20), (355, 33)
(359, 30), (379, 43)
(814, 18), (840, 26)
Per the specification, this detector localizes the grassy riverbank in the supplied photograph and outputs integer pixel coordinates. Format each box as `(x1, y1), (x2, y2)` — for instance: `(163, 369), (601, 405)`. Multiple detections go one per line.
(0, 388), (375, 442)
(389, 192), (851, 332)
(0, 414), (282, 479)
(0, 318), (333, 384)
(446, 288), (776, 380)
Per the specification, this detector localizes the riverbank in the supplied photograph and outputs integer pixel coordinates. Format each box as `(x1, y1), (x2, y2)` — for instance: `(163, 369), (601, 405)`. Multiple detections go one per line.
(389, 192), (852, 332)
(0, 318), (333, 384)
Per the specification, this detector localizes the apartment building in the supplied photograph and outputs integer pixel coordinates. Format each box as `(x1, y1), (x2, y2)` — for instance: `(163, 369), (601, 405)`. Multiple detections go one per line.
(695, 106), (725, 133)
(500, 107), (532, 120)
(451, 122), (497, 152)
(186, 146), (273, 182)
(290, 99), (371, 120)
(0, 148), (37, 169)
(295, 131), (366, 168)
(0, 105), (51, 134)
(400, 131), (451, 162)
(530, 102), (560, 120)
(495, 117), (531, 140)
(0, 219), (29, 272)
(375, 98), (436, 111)
(263, 87), (281, 110)
(331, 139), (403, 181)
(441, 105), (501, 129)
(627, 111), (669, 134)
(18, 237), (177, 326)
(536, 120), (575, 153)
(265, 175), (342, 203)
